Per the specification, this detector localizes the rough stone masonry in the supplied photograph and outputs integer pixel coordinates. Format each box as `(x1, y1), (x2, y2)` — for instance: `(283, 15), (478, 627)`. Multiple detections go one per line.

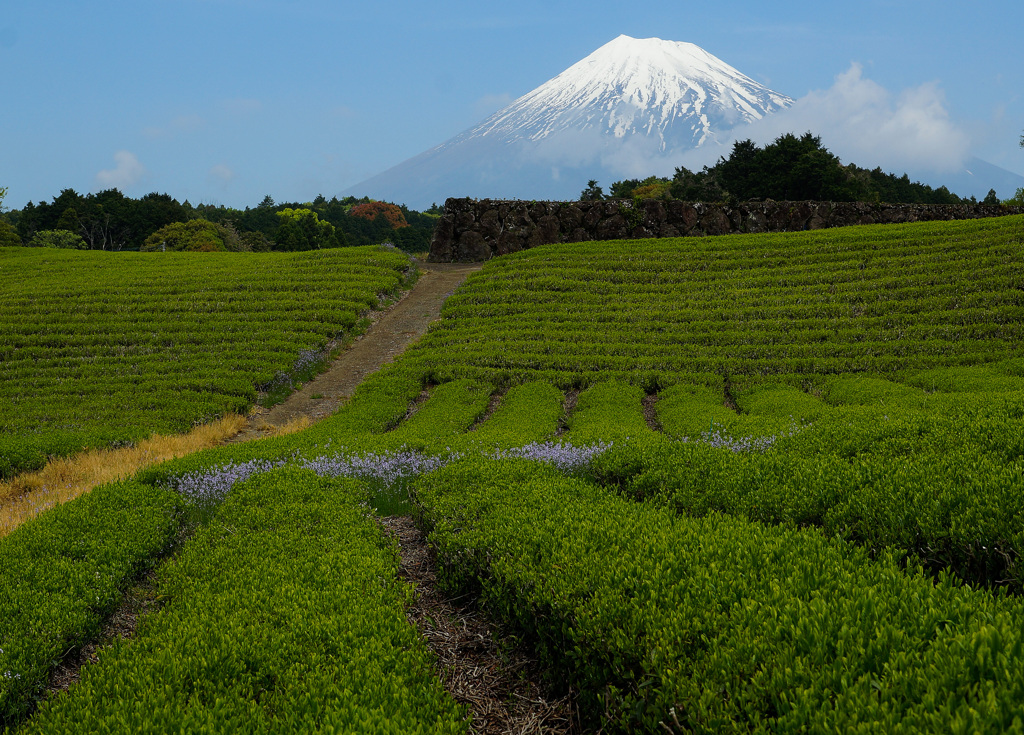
(429, 197), (1024, 262)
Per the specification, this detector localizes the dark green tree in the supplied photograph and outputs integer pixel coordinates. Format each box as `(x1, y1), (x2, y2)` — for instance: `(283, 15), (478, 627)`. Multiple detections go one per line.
(0, 219), (20, 246)
(55, 206), (81, 233)
(608, 179), (641, 199)
(0, 188), (21, 247)
(140, 219), (242, 252)
(28, 229), (88, 249)
(580, 179), (605, 201)
(274, 208), (342, 250)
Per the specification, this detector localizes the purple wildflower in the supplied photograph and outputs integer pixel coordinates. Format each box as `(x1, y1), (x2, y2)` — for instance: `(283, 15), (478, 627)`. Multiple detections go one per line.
(170, 458), (287, 506)
(494, 441), (614, 471)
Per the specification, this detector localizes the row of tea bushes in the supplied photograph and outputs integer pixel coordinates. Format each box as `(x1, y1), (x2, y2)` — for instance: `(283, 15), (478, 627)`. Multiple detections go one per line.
(416, 457), (1024, 733)
(591, 370), (1024, 589)
(408, 216), (1024, 388)
(0, 481), (183, 727)
(20, 468), (466, 734)
(0, 246), (414, 477)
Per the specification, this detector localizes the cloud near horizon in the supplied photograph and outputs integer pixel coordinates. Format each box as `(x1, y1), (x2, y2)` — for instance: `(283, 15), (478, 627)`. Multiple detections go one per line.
(675, 64), (972, 176)
(95, 151), (147, 190)
(523, 63), (973, 184)
(208, 163), (236, 184)
(143, 113), (204, 140)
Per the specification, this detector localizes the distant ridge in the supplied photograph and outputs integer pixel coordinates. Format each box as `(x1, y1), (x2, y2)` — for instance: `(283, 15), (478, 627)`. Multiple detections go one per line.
(343, 36), (792, 208)
(344, 36), (1023, 208)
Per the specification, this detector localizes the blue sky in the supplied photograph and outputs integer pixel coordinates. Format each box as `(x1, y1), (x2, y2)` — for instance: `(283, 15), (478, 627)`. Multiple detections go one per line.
(2, 0), (1021, 210)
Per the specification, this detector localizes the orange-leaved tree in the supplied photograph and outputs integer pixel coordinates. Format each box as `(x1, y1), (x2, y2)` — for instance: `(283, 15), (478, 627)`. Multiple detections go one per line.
(348, 201), (409, 229)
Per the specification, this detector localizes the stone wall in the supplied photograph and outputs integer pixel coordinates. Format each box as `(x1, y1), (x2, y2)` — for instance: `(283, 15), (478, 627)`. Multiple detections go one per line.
(429, 197), (1024, 262)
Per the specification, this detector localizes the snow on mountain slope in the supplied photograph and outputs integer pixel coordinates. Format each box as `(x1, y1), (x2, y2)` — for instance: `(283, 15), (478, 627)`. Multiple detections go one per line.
(456, 35), (793, 150)
(343, 36), (793, 207)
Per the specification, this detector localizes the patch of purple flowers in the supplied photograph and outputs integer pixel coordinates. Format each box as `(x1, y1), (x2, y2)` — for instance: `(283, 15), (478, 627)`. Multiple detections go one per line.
(260, 347), (326, 392)
(171, 458), (287, 506)
(686, 423), (802, 453)
(299, 449), (451, 484)
(494, 441), (614, 471)
(166, 442), (616, 508)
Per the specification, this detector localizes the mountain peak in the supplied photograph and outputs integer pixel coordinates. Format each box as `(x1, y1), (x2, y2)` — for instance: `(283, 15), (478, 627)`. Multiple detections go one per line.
(455, 35), (793, 151)
(344, 36), (793, 207)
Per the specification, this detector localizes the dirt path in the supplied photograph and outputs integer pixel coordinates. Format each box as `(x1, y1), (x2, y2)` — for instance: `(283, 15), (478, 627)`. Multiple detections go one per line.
(231, 260), (480, 442)
(380, 516), (579, 734)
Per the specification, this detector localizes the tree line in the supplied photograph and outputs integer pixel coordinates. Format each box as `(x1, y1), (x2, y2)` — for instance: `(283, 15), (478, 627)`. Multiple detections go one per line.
(0, 188), (442, 252)
(581, 132), (1016, 205)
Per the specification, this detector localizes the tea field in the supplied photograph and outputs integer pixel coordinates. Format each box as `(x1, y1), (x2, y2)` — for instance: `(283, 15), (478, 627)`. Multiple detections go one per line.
(0, 245), (414, 479)
(3, 215), (1024, 733)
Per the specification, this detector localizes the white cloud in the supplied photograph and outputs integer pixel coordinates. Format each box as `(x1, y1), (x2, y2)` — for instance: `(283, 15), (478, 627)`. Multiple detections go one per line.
(208, 163), (236, 183)
(95, 151), (147, 190)
(679, 64), (972, 176)
(143, 113), (204, 139)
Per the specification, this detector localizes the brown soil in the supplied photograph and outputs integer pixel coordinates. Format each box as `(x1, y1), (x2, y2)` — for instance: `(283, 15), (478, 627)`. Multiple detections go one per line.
(48, 570), (161, 693)
(231, 260), (480, 442)
(380, 516), (581, 735)
(642, 394), (662, 432)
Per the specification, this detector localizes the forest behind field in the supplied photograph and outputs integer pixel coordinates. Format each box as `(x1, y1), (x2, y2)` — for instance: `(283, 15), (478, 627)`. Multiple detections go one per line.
(0, 190), (441, 253)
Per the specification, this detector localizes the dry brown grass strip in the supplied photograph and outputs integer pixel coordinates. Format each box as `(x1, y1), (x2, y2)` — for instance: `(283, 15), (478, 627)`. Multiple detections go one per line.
(0, 414), (247, 538)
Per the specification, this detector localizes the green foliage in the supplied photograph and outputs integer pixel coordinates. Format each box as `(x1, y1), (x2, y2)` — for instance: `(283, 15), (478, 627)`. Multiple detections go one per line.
(605, 175), (672, 200)
(27, 229), (87, 249)
(605, 132), (963, 204)
(1005, 187), (1024, 206)
(417, 458), (1024, 733)
(0, 246), (413, 477)
(466, 381), (563, 449)
(0, 219), (21, 247)
(385, 378), (493, 453)
(564, 379), (652, 445)
(274, 207), (344, 250)
(579, 179), (604, 201)
(593, 377), (1024, 589)
(140, 218), (241, 252)
(0, 480), (183, 728)
(5, 189), (439, 254)
(14, 188), (187, 251)
(403, 216), (1024, 388)
(20, 469), (466, 733)
(7, 211), (1024, 733)
(656, 382), (734, 438)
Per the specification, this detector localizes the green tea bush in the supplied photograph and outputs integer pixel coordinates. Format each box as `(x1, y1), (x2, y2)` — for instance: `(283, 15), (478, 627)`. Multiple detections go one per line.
(463, 381), (563, 449)
(417, 457), (1024, 733)
(563, 379), (654, 445)
(22, 468), (466, 734)
(0, 246), (413, 477)
(0, 481), (182, 727)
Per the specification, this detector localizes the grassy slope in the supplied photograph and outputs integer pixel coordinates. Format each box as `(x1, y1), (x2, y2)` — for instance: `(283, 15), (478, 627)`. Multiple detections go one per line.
(0, 246), (413, 478)
(5, 216), (1024, 733)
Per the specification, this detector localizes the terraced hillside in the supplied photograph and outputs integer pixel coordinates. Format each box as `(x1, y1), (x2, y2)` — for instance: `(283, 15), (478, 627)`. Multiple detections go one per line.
(3, 215), (1024, 733)
(410, 215), (1024, 387)
(0, 245), (414, 478)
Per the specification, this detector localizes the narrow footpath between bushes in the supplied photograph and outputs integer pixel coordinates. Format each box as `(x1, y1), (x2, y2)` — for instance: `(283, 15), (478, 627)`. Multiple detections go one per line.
(381, 516), (581, 735)
(42, 258), (580, 733)
(231, 259), (482, 441)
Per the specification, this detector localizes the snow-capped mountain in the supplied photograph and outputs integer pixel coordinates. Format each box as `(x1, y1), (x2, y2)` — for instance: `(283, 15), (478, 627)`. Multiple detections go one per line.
(343, 35), (794, 208)
(452, 35), (792, 151)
